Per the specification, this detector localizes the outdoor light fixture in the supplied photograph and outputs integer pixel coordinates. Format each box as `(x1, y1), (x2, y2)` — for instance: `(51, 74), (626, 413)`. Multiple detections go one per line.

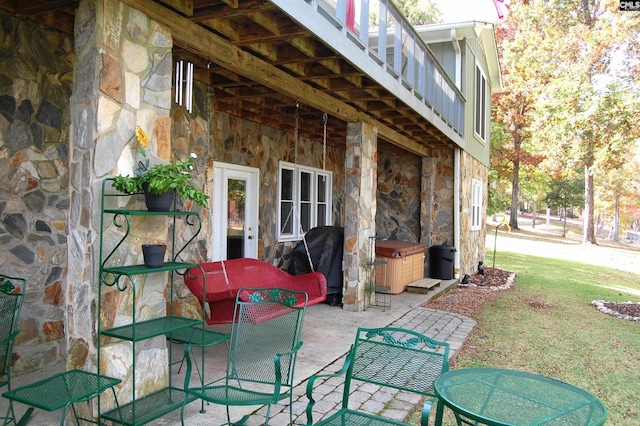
(175, 59), (194, 113)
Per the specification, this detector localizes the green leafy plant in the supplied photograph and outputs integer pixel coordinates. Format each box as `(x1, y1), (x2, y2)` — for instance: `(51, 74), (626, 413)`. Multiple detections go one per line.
(112, 127), (209, 208)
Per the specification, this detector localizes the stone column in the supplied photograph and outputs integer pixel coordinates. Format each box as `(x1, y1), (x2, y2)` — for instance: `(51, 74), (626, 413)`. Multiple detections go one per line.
(68, 0), (102, 375)
(68, 0), (173, 410)
(342, 122), (377, 311)
(420, 156), (435, 273)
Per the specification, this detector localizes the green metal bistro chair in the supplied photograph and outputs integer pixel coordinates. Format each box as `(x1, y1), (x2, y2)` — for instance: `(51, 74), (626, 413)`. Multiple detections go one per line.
(181, 287), (308, 426)
(0, 274), (29, 426)
(306, 326), (450, 426)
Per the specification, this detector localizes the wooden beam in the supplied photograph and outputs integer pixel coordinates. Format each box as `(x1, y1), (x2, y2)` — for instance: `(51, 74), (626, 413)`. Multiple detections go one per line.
(119, 0), (428, 156)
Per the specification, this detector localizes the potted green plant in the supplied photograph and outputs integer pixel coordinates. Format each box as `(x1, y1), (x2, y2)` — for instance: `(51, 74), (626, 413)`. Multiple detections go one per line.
(112, 127), (209, 211)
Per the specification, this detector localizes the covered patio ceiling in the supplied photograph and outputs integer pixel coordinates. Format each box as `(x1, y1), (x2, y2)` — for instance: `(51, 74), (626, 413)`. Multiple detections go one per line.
(1, 0), (457, 154)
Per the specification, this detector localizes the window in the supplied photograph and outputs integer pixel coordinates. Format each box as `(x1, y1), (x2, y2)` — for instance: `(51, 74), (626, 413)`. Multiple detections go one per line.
(471, 179), (483, 231)
(278, 161), (332, 241)
(474, 66), (487, 141)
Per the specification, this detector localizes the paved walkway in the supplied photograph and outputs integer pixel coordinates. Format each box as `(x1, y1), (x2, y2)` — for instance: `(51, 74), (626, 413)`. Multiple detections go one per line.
(4, 286), (475, 425)
(253, 308), (476, 426)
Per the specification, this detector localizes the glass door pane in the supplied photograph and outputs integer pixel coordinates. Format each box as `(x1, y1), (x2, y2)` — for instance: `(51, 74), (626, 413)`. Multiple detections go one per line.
(227, 178), (245, 259)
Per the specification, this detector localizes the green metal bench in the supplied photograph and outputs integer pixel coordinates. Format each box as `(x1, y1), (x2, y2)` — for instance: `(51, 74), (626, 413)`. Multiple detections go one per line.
(305, 326), (450, 426)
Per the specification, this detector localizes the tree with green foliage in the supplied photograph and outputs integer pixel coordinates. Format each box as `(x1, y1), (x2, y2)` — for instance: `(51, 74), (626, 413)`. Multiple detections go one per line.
(545, 173), (585, 237)
(370, 0), (442, 27)
(495, 0), (640, 243)
(491, 0), (556, 230)
(534, 75), (640, 244)
(596, 147), (640, 240)
(488, 122), (512, 216)
(394, 0), (442, 25)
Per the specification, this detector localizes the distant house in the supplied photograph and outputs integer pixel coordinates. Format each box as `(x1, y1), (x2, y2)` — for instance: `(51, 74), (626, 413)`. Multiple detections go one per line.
(625, 231), (640, 243)
(0, 0), (501, 389)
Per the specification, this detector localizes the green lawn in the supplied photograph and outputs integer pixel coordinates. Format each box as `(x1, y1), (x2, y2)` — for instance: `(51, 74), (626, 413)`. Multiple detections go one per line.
(450, 251), (640, 425)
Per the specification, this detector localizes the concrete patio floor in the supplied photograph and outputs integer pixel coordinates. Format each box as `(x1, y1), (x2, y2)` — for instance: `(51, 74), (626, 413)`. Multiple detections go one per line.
(2, 281), (474, 425)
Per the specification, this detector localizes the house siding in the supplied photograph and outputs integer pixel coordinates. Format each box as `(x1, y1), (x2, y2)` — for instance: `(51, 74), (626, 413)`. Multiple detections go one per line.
(428, 42), (457, 82)
(463, 38), (491, 167)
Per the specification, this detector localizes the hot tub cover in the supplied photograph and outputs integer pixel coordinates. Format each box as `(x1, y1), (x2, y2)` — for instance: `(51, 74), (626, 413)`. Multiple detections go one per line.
(375, 240), (426, 258)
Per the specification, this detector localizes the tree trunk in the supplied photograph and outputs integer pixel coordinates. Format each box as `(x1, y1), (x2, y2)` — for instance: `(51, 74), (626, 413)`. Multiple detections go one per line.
(583, 165), (597, 244)
(531, 203), (536, 228)
(509, 138), (521, 230)
(612, 192), (620, 241)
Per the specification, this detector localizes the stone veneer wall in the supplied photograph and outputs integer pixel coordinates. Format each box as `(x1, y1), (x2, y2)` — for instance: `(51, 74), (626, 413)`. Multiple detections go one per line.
(169, 80), (212, 268)
(426, 148), (454, 247)
(376, 143), (421, 241)
(0, 11), (72, 373)
(211, 110), (345, 268)
(459, 150), (488, 276)
(420, 148), (454, 278)
(376, 144), (455, 278)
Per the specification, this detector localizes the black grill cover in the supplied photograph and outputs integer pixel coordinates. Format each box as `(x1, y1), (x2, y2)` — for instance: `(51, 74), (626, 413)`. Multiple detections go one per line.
(288, 226), (344, 306)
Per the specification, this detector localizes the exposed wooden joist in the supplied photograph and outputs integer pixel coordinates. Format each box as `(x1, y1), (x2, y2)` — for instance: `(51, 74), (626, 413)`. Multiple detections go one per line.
(245, 9), (281, 36)
(191, 0), (270, 20)
(158, 0), (193, 16)
(221, 0), (239, 8)
(199, 17), (238, 41)
(232, 29), (308, 46)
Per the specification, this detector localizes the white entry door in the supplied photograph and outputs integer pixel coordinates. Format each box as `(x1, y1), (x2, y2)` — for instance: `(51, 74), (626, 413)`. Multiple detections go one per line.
(211, 163), (259, 260)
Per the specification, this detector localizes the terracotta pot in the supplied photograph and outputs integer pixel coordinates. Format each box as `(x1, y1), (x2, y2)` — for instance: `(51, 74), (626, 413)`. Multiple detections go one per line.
(143, 183), (174, 212)
(142, 244), (167, 268)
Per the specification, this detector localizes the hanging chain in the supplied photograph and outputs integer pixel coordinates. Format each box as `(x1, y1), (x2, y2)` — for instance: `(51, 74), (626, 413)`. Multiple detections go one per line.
(322, 112), (328, 171)
(294, 100), (300, 165)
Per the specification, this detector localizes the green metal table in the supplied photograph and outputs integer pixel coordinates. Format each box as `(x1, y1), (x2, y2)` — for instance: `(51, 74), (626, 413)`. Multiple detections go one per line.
(2, 369), (121, 426)
(434, 368), (607, 426)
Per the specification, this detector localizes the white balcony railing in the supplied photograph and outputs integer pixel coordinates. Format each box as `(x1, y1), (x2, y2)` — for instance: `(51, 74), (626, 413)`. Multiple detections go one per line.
(280, 0), (465, 138)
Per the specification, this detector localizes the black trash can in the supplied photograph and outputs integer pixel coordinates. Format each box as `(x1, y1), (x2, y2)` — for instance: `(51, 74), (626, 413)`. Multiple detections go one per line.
(429, 244), (456, 280)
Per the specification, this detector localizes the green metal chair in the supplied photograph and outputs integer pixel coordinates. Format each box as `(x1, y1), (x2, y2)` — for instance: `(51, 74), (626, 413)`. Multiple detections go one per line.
(181, 287), (308, 426)
(305, 326), (450, 426)
(0, 274), (30, 426)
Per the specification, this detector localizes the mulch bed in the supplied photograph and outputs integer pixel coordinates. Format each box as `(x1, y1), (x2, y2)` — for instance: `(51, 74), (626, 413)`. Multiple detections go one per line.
(465, 266), (514, 287)
(425, 267), (639, 323)
(424, 267), (513, 319)
(592, 300), (640, 322)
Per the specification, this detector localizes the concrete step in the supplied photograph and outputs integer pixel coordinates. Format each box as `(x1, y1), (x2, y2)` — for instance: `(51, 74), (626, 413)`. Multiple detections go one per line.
(406, 277), (459, 301)
(406, 278), (441, 294)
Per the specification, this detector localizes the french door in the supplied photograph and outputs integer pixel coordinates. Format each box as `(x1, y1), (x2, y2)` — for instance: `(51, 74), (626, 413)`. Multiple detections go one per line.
(211, 163), (259, 260)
